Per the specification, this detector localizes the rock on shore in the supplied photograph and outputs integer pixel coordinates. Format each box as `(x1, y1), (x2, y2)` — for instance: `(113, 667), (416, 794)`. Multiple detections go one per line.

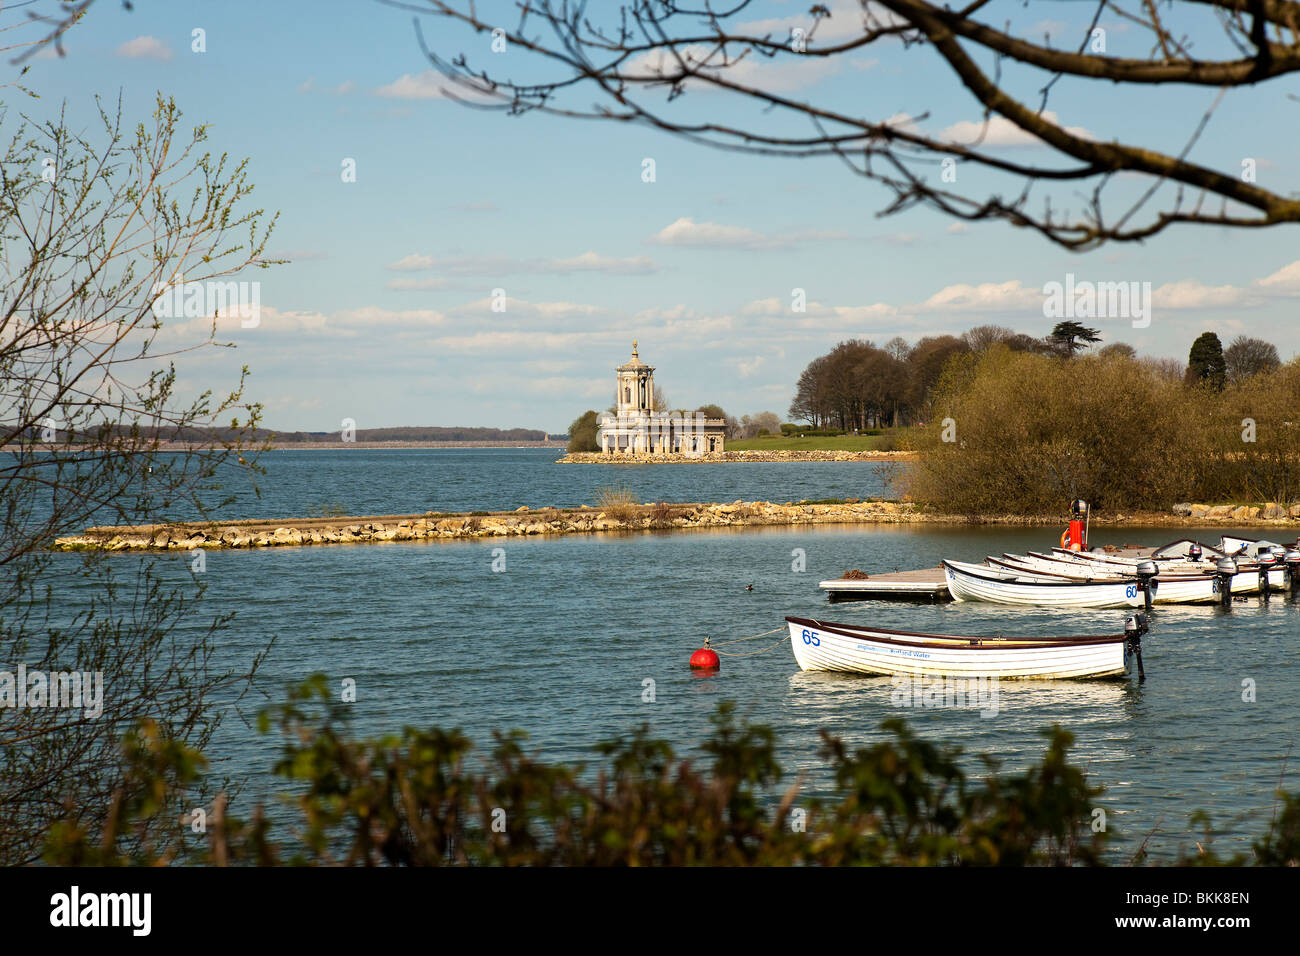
(52, 500), (925, 551)
(49, 497), (1300, 553)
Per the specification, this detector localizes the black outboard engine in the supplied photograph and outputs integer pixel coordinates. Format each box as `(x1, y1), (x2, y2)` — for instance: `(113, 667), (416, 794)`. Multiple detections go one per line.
(1215, 557), (1237, 608)
(1286, 550), (1300, 600)
(1188, 542), (1203, 563)
(1124, 614), (1148, 682)
(1258, 551), (1277, 602)
(1135, 560), (1158, 612)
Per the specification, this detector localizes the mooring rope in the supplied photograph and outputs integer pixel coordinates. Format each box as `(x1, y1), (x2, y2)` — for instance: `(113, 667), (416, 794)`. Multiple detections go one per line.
(709, 626), (788, 658)
(714, 635), (791, 658)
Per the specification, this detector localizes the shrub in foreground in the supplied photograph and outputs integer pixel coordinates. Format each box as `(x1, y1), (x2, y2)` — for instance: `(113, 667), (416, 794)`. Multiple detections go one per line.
(38, 679), (1299, 867)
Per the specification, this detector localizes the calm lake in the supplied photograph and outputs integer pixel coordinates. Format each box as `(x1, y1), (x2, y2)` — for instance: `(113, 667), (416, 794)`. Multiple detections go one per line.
(46, 448), (1300, 862)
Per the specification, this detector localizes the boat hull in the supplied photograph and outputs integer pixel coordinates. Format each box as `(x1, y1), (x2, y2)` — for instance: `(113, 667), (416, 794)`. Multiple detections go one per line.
(787, 618), (1130, 680)
(943, 560), (1145, 608)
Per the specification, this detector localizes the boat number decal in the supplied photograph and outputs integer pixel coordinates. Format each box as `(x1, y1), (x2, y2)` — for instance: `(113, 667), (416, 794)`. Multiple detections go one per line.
(1125, 585), (1137, 599)
(1212, 580), (1219, 593)
(801, 629), (820, 646)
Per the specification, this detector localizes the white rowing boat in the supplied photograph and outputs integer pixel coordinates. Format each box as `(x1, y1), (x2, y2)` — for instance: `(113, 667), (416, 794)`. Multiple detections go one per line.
(1219, 535), (1295, 560)
(943, 559), (1147, 608)
(990, 554), (1222, 604)
(1047, 547), (1284, 592)
(786, 615), (1144, 680)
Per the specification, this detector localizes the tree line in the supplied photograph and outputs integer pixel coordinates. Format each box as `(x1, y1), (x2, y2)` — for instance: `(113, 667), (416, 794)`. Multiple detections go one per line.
(789, 324), (1287, 431)
(903, 345), (1300, 514)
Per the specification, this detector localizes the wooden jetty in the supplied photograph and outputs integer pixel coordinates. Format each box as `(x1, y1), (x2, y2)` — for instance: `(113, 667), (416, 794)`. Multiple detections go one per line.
(820, 567), (952, 602)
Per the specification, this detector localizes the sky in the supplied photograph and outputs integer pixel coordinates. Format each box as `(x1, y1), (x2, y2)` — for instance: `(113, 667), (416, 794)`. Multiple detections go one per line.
(10, 0), (1300, 433)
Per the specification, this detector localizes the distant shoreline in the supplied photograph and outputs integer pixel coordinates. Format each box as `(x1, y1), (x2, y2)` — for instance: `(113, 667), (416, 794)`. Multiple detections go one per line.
(6, 440), (569, 452)
(267, 440), (568, 450)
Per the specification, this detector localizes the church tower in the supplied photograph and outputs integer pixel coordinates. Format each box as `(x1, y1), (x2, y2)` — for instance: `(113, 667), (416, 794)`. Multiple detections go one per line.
(616, 340), (655, 413)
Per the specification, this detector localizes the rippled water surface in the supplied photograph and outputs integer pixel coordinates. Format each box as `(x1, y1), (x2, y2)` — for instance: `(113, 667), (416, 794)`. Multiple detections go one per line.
(45, 450), (1300, 862)
(203, 447), (896, 518)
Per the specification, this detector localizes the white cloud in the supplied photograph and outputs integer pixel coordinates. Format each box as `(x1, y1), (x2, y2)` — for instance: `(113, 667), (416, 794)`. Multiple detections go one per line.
(624, 39), (843, 94)
(940, 111), (1093, 147)
(1152, 281), (1252, 310)
(388, 254), (436, 271)
(916, 280), (1043, 312)
(1255, 260), (1300, 295)
(739, 296), (899, 330)
(651, 217), (773, 249)
(115, 36), (173, 61)
(374, 71), (499, 104)
(736, 1), (873, 45)
(727, 355), (766, 378)
(649, 217), (847, 250)
(374, 71), (450, 99)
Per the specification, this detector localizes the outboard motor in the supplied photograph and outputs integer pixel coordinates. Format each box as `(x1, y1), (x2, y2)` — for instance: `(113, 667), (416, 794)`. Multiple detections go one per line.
(1215, 557), (1237, 608)
(1188, 542), (1203, 563)
(1257, 551), (1277, 602)
(1286, 550), (1300, 600)
(1124, 614), (1147, 683)
(1135, 560), (1158, 612)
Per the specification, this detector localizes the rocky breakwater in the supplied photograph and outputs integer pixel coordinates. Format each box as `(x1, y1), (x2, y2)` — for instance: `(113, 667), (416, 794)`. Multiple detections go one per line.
(51, 500), (926, 551)
(1170, 502), (1300, 523)
(556, 449), (915, 464)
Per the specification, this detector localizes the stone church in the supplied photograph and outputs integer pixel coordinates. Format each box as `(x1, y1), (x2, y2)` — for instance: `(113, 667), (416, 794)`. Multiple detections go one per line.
(597, 343), (727, 456)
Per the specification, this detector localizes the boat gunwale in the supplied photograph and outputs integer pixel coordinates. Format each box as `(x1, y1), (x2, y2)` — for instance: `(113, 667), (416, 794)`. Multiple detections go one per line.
(943, 559), (1141, 587)
(786, 616), (1130, 650)
(1048, 546), (1264, 572)
(1007, 552), (1216, 582)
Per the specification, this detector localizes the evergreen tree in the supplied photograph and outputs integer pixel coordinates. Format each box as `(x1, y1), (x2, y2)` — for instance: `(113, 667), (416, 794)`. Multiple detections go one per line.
(1186, 332), (1227, 389)
(1048, 321), (1102, 356)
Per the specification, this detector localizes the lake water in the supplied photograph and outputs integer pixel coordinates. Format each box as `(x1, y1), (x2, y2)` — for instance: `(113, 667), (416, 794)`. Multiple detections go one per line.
(39, 449), (1300, 862)
(204, 447), (896, 518)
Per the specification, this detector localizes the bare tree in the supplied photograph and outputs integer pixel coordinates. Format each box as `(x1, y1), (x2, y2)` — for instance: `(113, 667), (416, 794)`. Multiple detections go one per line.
(1224, 334), (1282, 383)
(1098, 342), (1137, 361)
(0, 94), (277, 862)
(395, 1), (1300, 249)
(963, 325), (1018, 353)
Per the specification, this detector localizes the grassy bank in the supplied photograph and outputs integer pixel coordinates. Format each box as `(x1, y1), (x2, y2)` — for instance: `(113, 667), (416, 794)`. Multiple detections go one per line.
(727, 429), (913, 452)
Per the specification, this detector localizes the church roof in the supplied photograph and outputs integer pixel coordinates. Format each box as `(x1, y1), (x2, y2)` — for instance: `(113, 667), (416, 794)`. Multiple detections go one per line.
(617, 340), (652, 371)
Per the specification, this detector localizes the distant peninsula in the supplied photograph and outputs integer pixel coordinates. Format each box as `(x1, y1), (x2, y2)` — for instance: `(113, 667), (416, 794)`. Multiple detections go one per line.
(262, 426), (566, 449)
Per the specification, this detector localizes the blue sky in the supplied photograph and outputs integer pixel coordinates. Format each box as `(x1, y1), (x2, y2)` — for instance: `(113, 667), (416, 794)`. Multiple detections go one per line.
(14, 0), (1300, 432)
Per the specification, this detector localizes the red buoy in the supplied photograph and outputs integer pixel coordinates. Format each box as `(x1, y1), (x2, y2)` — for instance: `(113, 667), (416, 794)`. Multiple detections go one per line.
(690, 638), (720, 671)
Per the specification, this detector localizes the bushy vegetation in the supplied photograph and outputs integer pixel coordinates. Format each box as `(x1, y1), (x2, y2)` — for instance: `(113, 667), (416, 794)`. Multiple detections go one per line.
(593, 483), (638, 520)
(901, 347), (1300, 514)
(40, 684), (1299, 866)
(567, 410), (600, 452)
